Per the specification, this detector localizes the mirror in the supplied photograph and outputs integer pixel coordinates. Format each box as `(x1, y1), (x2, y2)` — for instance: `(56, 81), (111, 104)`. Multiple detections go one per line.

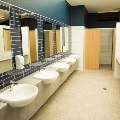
(64, 26), (69, 52)
(43, 21), (53, 58)
(60, 26), (69, 53)
(0, 8), (13, 74)
(20, 15), (38, 64)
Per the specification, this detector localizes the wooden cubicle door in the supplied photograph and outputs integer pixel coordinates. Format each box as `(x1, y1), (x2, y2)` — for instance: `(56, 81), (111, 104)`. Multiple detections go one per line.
(3, 29), (11, 51)
(44, 30), (53, 57)
(29, 30), (37, 62)
(44, 31), (50, 58)
(112, 29), (116, 71)
(56, 30), (60, 54)
(49, 30), (53, 56)
(85, 29), (100, 70)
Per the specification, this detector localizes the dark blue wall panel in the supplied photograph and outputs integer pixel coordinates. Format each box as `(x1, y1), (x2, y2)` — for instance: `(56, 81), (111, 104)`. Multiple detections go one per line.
(3, 0), (71, 25)
(87, 13), (119, 28)
(84, 7), (88, 27)
(71, 5), (88, 27)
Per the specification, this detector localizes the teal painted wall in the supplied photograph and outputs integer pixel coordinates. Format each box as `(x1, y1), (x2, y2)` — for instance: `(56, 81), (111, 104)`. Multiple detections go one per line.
(3, 0), (71, 24)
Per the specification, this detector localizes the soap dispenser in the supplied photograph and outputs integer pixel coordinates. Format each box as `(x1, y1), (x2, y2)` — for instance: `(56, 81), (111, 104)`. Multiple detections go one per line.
(62, 46), (66, 52)
(15, 55), (24, 69)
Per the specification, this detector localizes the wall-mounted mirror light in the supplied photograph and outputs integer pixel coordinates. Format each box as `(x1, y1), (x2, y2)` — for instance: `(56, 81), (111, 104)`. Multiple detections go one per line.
(0, 8), (13, 74)
(43, 21), (53, 58)
(20, 14), (38, 64)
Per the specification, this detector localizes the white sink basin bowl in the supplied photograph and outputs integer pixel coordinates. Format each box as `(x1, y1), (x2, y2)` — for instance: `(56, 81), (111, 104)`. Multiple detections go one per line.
(33, 70), (59, 84)
(51, 63), (70, 72)
(69, 55), (80, 60)
(0, 84), (38, 107)
(61, 58), (76, 65)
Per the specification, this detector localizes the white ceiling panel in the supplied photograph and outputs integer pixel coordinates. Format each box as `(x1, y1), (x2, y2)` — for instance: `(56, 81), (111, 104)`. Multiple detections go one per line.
(66, 0), (120, 13)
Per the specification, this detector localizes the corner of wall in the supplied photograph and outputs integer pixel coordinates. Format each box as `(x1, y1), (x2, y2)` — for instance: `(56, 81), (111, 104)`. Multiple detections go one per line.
(70, 26), (85, 70)
(114, 22), (120, 78)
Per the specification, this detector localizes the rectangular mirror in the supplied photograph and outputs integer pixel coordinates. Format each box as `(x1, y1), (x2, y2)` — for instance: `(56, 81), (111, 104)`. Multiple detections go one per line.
(43, 21), (53, 58)
(64, 26), (69, 51)
(60, 26), (69, 52)
(0, 8), (13, 73)
(20, 15), (38, 64)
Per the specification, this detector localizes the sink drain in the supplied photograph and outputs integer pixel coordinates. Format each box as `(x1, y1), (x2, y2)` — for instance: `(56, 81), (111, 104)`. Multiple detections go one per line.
(103, 88), (107, 90)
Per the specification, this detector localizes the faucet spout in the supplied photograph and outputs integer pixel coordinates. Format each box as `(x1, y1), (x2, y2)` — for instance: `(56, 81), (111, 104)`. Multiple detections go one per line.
(9, 80), (18, 91)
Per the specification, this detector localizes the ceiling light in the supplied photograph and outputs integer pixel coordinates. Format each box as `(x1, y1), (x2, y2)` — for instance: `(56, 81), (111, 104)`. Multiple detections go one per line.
(0, 16), (4, 19)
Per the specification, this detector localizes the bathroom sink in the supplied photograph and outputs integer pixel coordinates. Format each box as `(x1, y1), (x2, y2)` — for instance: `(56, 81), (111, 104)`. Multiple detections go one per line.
(69, 54), (80, 60)
(0, 84), (38, 107)
(51, 63), (70, 72)
(33, 70), (59, 84)
(60, 58), (76, 65)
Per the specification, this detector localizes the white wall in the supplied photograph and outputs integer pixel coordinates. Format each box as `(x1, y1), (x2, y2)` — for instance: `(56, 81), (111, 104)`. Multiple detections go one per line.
(70, 26), (85, 70)
(60, 26), (85, 70)
(100, 29), (113, 64)
(114, 22), (120, 78)
(21, 27), (29, 56)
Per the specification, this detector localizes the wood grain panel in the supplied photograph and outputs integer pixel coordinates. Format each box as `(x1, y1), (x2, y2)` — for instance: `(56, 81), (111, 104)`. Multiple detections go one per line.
(44, 30), (53, 57)
(49, 30), (53, 56)
(85, 29), (100, 70)
(4, 29), (11, 51)
(112, 29), (116, 71)
(56, 30), (60, 54)
(44, 31), (50, 58)
(29, 30), (37, 62)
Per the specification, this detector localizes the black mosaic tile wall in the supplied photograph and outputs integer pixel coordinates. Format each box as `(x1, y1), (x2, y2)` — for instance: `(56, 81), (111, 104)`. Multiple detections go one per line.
(0, 1), (68, 90)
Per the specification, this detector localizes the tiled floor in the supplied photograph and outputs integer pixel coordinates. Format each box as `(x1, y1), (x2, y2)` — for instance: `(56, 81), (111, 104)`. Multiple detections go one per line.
(30, 65), (120, 120)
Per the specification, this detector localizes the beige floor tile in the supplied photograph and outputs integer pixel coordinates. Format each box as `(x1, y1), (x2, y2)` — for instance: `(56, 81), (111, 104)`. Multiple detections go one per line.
(30, 65), (120, 120)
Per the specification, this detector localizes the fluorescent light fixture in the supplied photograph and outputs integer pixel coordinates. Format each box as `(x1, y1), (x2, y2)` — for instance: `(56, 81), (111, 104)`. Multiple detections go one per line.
(98, 10), (119, 13)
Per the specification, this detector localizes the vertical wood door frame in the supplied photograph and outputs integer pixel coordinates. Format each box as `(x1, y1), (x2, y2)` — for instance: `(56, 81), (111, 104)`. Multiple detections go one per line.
(85, 29), (100, 70)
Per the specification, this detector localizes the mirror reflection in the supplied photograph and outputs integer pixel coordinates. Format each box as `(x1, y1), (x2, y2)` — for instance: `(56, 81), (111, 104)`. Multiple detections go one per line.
(60, 26), (69, 53)
(64, 26), (69, 51)
(20, 15), (38, 64)
(43, 21), (53, 58)
(0, 9), (13, 74)
(56, 25), (61, 54)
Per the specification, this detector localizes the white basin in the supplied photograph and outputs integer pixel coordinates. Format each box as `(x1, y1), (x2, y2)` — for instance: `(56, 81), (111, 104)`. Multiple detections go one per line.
(51, 63), (70, 72)
(60, 58), (76, 65)
(69, 55), (80, 60)
(0, 84), (38, 107)
(33, 70), (59, 84)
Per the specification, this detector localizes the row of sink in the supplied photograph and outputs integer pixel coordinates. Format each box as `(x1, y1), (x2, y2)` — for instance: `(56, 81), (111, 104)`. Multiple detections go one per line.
(0, 54), (80, 107)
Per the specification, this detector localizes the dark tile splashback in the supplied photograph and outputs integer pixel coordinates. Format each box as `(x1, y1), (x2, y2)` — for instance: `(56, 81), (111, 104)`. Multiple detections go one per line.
(0, 2), (68, 90)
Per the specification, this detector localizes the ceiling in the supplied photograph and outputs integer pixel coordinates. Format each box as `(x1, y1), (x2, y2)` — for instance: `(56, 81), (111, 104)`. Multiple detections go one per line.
(66, 0), (120, 13)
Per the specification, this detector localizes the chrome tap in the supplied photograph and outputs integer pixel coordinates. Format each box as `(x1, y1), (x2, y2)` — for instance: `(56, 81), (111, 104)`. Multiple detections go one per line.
(9, 80), (18, 91)
(40, 66), (45, 71)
